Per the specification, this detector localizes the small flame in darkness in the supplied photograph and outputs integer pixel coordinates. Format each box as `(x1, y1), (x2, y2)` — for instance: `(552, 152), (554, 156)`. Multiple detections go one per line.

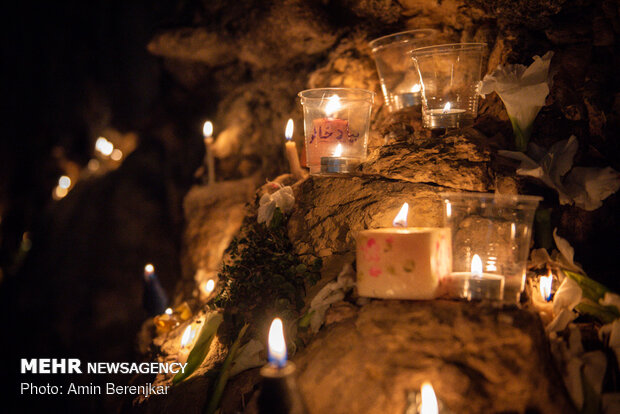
(285, 119), (294, 141)
(268, 318), (287, 367)
(392, 203), (409, 227)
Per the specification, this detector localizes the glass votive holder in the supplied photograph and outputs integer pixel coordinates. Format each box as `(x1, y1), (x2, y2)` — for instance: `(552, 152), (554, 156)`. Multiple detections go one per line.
(440, 192), (542, 303)
(412, 43), (486, 129)
(368, 29), (438, 112)
(298, 88), (374, 175)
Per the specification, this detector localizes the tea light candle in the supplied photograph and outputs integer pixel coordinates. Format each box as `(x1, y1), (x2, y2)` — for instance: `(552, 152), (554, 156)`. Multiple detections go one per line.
(356, 203), (452, 300)
(203, 121), (215, 185)
(442, 254), (505, 300)
(320, 143), (359, 174)
(258, 318), (307, 414)
(423, 102), (467, 129)
(284, 119), (306, 180)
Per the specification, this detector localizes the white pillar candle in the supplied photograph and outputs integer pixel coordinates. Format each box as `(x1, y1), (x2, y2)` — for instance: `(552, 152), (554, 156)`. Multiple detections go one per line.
(284, 119), (305, 180)
(356, 203), (452, 299)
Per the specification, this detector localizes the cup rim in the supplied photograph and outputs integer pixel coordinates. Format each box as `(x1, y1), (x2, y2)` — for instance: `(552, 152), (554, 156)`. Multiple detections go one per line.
(368, 29), (438, 52)
(298, 88), (375, 102)
(413, 42), (487, 57)
(440, 192), (543, 205)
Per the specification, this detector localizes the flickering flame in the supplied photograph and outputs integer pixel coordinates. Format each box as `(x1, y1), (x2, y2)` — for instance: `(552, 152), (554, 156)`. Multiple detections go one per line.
(58, 175), (71, 189)
(540, 271), (553, 302)
(333, 143), (343, 157)
(442, 102), (451, 113)
(202, 121), (213, 138)
(325, 95), (342, 117)
(144, 263), (154, 274)
(445, 201), (452, 218)
(285, 119), (294, 141)
(203, 279), (215, 294)
(393, 202), (409, 228)
(471, 254), (483, 277)
(268, 318), (287, 367)
(95, 137), (114, 156)
(180, 325), (194, 348)
(420, 382), (439, 414)
(111, 149), (123, 161)
(411, 83), (421, 93)
(165, 307), (173, 315)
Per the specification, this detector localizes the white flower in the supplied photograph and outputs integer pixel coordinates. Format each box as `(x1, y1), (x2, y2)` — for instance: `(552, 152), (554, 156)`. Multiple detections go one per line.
(480, 51), (554, 151)
(499, 136), (620, 211)
(257, 185), (295, 224)
(308, 263), (355, 333)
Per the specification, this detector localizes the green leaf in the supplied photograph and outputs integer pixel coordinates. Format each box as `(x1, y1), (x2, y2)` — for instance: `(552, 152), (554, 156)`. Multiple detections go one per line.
(203, 324), (249, 414)
(172, 312), (223, 384)
(298, 310), (314, 329)
(575, 302), (620, 324)
(565, 270), (611, 303)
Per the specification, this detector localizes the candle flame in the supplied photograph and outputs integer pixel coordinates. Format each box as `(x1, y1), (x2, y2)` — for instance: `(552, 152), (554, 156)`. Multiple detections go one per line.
(165, 307), (173, 315)
(412, 84), (421, 93)
(325, 95), (342, 118)
(540, 271), (553, 302)
(285, 119), (294, 141)
(333, 143), (343, 157)
(445, 201), (452, 218)
(58, 175), (71, 189)
(392, 202), (409, 227)
(144, 263), (154, 274)
(204, 279), (215, 294)
(268, 318), (287, 367)
(420, 382), (438, 414)
(471, 254), (482, 277)
(202, 121), (213, 138)
(180, 325), (194, 348)
(95, 137), (114, 156)
(442, 102), (451, 113)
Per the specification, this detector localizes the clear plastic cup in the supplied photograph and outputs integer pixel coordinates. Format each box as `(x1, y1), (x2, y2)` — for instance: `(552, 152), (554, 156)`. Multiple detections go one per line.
(369, 29), (438, 112)
(413, 43), (486, 129)
(441, 192), (542, 303)
(298, 88), (374, 175)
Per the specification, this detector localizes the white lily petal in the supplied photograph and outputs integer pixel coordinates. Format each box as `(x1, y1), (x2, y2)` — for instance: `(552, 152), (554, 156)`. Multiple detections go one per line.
(600, 293), (620, 312)
(564, 166), (620, 211)
(229, 339), (265, 377)
(547, 308), (578, 333)
(553, 277), (583, 316)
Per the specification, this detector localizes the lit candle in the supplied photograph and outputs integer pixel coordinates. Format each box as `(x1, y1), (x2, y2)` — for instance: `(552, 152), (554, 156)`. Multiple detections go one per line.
(203, 121), (215, 185)
(356, 202), (452, 299)
(284, 119), (306, 180)
(442, 254), (505, 301)
(142, 263), (169, 316)
(424, 102), (467, 129)
(420, 382), (438, 414)
(539, 271), (553, 302)
(258, 318), (307, 414)
(178, 324), (197, 363)
(201, 279), (216, 297)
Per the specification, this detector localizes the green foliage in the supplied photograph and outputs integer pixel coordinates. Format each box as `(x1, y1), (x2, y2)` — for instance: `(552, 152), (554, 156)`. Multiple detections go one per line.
(173, 312), (223, 384)
(213, 208), (322, 320)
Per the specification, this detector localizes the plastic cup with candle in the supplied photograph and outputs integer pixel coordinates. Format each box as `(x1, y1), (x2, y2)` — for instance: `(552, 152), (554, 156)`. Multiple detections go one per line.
(442, 254), (505, 300)
(368, 29), (438, 112)
(356, 202), (452, 300)
(412, 43), (486, 130)
(284, 119), (306, 180)
(298, 88), (373, 175)
(203, 120), (215, 185)
(441, 192), (542, 303)
(258, 318), (307, 414)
